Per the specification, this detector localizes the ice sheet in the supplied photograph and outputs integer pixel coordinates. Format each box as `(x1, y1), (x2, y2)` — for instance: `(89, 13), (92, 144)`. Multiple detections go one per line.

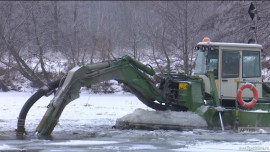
(117, 108), (207, 127)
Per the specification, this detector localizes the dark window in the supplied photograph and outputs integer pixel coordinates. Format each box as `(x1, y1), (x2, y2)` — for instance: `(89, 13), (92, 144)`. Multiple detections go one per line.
(206, 50), (219, 78)
(222, 51), (239, 78)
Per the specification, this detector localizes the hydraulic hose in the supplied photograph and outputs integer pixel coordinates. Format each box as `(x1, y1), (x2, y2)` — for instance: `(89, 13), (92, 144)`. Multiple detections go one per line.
(262, 83), (270, 95)
(16, 79), (62, 137)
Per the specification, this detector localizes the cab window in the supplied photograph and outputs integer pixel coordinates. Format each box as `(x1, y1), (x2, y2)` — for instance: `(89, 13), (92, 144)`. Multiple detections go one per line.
(194, 49), (218, 78)
(222, 51), (240, 78)
(242, 51), (260, 78)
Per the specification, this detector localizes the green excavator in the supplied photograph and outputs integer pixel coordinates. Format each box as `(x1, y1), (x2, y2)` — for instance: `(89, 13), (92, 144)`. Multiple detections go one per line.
(16, 38), (270, 137)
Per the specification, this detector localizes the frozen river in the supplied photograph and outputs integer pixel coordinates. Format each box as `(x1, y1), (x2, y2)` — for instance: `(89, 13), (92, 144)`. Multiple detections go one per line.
(0, 92), (270, 152)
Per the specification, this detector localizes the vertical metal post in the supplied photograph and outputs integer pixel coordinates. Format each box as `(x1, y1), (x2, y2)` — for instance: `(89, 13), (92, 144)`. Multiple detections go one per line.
(208, 72), (225, 131)
(219, 112), (225, 131)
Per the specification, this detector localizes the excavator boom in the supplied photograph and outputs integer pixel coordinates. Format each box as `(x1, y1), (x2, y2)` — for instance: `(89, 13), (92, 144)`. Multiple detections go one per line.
(34, 56), (170, 136)
(17, 55), (204, 137)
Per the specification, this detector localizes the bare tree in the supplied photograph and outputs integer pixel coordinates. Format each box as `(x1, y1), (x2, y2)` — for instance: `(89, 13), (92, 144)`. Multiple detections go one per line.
(0, 2), (45, 87)
(30, 2), (51, 82)
(1, 1), (270, 91)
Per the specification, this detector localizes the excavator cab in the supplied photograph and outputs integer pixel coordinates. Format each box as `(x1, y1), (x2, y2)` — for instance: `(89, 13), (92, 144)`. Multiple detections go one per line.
(194, 37), (263, 107)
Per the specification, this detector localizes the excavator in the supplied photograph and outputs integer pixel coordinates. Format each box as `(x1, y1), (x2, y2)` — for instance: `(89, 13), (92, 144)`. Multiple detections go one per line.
(16, 37), (270, 137)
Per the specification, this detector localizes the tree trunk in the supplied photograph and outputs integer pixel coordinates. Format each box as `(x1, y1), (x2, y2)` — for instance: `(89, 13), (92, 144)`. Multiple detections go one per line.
(161, 25), (171, 71)
(0, 80), (9, 92)
(151, 41), (162, 73)
(183, 0), (189, 75)
(31, 9), (50, 83)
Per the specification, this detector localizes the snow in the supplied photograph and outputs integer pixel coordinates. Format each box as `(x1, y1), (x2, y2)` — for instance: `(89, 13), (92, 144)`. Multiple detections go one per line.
(247, 109), (269, 113)
(0, 91), (270, 151)
(128, 144), (158, 150)
(116, 108), (207, 127)
(50, 140), (119, 146)
(0, 91), (151, 133)
(0, 144), (19, 150)
(172, 141), (270, 152)
(69, 66), (81, 72)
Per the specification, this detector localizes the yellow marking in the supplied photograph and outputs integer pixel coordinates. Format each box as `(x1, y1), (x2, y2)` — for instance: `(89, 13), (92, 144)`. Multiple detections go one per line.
(236, 110), (239, 117)
(215, 80), (219, 87)
(179, 83), (188, 90)
(234, 78), (240, 83)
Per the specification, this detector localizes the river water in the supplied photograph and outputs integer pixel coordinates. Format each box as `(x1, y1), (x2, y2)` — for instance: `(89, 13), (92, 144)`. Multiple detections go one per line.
(0, 92), (269, 151)
(1, 128), (270, 152)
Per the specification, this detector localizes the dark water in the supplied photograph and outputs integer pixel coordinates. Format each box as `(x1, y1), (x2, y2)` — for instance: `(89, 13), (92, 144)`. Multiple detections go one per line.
(1, 126), (270, 152)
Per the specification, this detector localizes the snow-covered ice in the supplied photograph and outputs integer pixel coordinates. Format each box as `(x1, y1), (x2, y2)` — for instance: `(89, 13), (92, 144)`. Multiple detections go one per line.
(49, 140), (119, 146)
(116, 108), (207, 127)
(0, 91), (270, 151)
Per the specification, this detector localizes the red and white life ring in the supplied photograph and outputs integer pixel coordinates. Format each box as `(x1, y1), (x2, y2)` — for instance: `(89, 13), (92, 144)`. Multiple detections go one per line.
(237, 83), (258, 109)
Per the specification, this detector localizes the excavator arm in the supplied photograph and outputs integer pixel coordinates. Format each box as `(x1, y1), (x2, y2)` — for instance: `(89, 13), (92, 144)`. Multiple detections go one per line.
(33, 56), (169, 136)
(17, 55), (198, 137)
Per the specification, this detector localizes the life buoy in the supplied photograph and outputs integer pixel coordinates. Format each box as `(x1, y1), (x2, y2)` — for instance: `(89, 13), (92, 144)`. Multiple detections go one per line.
(237, 83), (258, 109)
